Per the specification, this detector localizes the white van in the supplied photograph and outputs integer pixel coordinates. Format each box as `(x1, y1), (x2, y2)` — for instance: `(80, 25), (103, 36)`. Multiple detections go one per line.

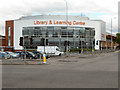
(37, 46), (64, 56)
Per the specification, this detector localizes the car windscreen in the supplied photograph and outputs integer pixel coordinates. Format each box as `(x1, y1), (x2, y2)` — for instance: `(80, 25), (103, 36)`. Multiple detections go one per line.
(56, 48), (61, 51)
(28, 52), (35, 56)
(8, 52), (14, 55)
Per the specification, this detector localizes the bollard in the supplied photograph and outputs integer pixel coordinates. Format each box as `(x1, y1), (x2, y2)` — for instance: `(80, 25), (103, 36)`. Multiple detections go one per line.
(5, 54), (7, 59)
(92, 49), (94, 53)
(82, 49), (83, 54)
(43, 53), (46, 64)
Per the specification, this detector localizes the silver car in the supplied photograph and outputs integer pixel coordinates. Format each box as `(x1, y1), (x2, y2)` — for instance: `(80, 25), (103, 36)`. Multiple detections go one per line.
(6, 52), (19, 59)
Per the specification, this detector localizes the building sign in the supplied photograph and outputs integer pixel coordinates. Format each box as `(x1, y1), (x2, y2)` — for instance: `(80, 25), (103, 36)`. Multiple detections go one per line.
(34, 20), (85, 26)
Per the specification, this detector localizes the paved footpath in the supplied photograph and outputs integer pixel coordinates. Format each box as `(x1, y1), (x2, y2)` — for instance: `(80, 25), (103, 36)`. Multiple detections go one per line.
(1, 50), (119, 65)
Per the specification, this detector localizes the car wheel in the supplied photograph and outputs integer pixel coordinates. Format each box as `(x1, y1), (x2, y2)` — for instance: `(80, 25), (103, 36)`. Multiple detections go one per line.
(30, 57), (32, 60)
(10, 56), (12, 59)
(59, 54), (61, 56)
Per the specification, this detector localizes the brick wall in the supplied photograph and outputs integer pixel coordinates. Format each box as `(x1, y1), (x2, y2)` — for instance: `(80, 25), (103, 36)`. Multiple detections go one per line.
(5, 20), (14, 46)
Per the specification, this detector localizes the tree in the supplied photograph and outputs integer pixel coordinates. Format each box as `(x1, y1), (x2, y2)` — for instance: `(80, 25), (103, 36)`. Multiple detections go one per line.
(115, 33), (120, 48)
(116, 33), (120, 44)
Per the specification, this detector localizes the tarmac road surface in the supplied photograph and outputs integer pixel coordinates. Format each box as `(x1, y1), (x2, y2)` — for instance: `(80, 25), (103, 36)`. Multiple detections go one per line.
(2, 51), (118, 88)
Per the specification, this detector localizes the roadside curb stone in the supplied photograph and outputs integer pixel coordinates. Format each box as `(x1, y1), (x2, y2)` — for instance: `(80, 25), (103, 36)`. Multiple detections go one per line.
(1, 59), (50, 65)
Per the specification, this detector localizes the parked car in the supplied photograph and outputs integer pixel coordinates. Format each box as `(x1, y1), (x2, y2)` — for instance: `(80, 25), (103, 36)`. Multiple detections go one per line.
(6, 52), (19, 59)
(33, 51), (43, 59)
(0, 51), (6, 59)
(26, 51), (37, 59)
(33, 51), (50, 59)
(14, 51), (24, 57)
(14, 51), (36, 59)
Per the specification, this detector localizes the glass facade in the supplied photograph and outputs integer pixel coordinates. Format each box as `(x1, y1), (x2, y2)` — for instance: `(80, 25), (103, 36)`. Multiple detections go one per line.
(8, 27), (11, 46)
(22, 26), (95, 51)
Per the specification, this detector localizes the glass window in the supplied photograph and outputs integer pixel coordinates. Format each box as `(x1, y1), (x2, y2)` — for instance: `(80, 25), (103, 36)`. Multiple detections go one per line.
(34, 30), (39, 36)
(48, 30), (53, 37)
(8, 27), (11, 36)
(47, 26), (54, 30)
(46, 31), (49, 37)
(21, 26), (95, 50)
(61, 31), (67, 37)
(91, 30), (95, 37)
(22, 30), (29, 36)
(8, 39), (10, 46)
(53, 32), (58, 37)
(74, 30), (79, 38)
(8, 27), (11, 46)
(61, 27), (67, 29)
(37, 30), (42, 36)
(34, 27), (40, 29)
(47, 27), (54, 37)
(68, 30), (73, 37)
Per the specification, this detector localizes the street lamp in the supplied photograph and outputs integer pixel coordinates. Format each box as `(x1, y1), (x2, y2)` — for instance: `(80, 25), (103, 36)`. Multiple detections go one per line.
(64, 0), (69, 53)
(111, 18), (112, 50)
(111, 17), (116, 50)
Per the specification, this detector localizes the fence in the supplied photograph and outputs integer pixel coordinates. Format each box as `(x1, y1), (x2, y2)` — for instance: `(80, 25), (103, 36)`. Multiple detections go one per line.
(69, 48), (119, 57)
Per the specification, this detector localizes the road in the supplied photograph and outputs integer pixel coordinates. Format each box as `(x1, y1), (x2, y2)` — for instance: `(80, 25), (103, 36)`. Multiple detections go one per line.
(2, 51), (118, 88)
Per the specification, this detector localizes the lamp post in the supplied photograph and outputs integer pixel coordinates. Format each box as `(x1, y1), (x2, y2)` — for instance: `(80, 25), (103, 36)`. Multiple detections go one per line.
(111, 17), (116, 50)
(64, 0), (69, 53)
(111, 18), (112, 50)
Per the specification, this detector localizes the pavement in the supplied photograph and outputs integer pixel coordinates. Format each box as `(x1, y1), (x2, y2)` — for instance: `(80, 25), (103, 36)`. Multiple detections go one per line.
(1, 50), (119, 65)
(2, 50), (119, 88)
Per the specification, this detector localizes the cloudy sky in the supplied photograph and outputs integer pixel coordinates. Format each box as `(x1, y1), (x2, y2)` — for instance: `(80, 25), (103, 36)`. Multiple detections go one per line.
(0, 0), (119, 35)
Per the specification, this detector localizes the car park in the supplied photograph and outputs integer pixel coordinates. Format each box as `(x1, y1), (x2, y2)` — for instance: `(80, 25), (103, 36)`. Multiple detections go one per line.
(14, 51), (51, 59)
(20, 51), (37, 59)
(15, 51), (37, 59)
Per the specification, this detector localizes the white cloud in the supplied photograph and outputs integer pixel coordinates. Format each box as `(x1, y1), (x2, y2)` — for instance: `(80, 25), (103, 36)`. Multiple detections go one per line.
(0, 0), (119, 35)
(98, 14), (118, 34)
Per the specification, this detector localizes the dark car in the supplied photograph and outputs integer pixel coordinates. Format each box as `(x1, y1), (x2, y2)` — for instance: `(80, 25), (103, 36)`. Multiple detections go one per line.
(33, 51), (50, 59)
(26, 52), (37, 59)
(15, 51), (37, 59)
(33, 51), (43, 59)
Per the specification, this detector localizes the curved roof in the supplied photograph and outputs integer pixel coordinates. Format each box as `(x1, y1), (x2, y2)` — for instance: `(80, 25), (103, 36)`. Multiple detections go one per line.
(19, 15), (89, 21)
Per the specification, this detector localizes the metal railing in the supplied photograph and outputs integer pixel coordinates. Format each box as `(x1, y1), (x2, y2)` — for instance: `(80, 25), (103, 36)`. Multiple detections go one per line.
(69, 48), (119, 57)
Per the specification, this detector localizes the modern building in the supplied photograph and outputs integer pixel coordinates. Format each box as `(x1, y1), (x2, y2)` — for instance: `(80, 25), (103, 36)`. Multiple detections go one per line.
(0, 35), (5, 46)
(105, 34), (118, 49)
(0, 35), (5, 51)
(5, 15), (106, 51)
(98, 32), (118, 50)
